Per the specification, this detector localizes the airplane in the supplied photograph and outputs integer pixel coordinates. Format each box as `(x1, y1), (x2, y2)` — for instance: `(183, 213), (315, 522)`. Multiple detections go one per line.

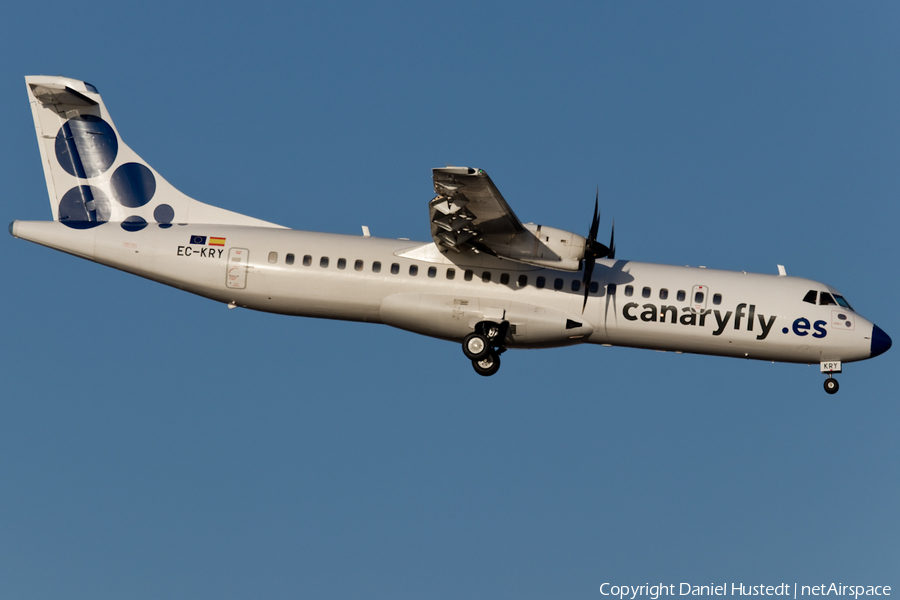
(10, 76), (892, 393)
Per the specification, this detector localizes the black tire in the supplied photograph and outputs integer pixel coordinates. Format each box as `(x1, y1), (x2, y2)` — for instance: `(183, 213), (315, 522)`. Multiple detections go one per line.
(824, 378), (839, 394)
(462, 332), (491, 360)
(472, 352), (501, 376)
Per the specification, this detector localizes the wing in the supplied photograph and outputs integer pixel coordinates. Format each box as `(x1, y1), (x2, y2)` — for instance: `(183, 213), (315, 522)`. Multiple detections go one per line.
(429, 167), (525, 254)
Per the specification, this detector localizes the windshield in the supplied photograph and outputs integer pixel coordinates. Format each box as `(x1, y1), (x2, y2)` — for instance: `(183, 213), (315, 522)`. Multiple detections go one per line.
(833, 294), (854, 311)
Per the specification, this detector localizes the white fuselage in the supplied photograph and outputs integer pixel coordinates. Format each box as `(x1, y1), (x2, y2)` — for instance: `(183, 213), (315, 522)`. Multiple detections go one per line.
(11, 220), (878, 365)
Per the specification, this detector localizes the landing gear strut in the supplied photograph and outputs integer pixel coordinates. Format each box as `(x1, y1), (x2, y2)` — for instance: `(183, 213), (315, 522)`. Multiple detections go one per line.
(463, 321), (508, 376)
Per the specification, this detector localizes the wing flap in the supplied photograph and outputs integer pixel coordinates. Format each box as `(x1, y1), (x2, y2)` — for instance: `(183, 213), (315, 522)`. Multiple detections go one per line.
(430, 167), (524, 254)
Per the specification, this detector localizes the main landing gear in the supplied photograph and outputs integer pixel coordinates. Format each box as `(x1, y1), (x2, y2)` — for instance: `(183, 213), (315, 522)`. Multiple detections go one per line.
(824, 377), (839, 395)
(462, 321), (508, 376)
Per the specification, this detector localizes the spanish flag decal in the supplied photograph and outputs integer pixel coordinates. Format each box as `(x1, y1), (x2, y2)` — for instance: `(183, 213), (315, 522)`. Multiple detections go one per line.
(209, 237), (226, 246)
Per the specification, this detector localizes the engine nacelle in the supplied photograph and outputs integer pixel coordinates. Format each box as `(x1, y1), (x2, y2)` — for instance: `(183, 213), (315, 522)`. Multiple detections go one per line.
(485, 223), (586, 272)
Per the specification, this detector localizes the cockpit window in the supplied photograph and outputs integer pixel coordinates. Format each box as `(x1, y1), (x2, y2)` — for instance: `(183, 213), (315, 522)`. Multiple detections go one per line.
(833, 294), (854, 311)
(803, 290), (817, 304)
(819, 292), (837, 306)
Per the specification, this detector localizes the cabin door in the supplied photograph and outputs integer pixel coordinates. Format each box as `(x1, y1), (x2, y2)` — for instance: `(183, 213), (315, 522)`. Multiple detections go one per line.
(226, 248), (249, 289)
(691, 285), (708, 312)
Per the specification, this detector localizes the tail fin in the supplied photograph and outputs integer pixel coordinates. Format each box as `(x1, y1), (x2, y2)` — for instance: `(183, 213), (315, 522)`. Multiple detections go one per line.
(25, 76), (283, 229)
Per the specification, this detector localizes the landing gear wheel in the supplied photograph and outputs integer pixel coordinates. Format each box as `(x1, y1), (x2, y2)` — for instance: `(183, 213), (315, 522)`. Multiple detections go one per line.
(462, 332), (491, 360)
(824, 378), (839, 394)
(472, 352), (501, 376)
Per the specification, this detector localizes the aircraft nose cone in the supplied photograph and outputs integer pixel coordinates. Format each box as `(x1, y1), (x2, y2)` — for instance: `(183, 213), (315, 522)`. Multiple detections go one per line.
(871, 325), (892, 358)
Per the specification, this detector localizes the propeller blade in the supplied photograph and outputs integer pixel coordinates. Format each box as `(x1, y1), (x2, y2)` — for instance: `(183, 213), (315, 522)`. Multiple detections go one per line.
(588, 189), (600, 244)
(582, 256), (595, 313)
(608, 220), (616, 260)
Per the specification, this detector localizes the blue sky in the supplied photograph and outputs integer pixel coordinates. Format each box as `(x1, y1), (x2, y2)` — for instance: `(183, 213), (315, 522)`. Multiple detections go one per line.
(2, 2), (898, 598)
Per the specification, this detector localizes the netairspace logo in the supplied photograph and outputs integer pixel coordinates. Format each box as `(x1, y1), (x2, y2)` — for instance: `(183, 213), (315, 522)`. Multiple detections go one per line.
(599, 584), (891, 600)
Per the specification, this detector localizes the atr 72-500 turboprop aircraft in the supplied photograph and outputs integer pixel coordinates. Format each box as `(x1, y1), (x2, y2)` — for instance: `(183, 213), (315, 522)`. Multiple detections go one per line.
(10, 76), (892, 392)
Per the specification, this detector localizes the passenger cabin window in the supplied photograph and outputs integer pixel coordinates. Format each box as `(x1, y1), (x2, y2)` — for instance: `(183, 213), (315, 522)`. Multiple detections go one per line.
(572, 280), (581, 292)
(677, 290), (686, 302)
(536, 276), (546, 289)
(554, 278), (564, 290)
(695, 291), (705, 304)
(464, 270), (473, 281)
(354, 260), (363, 271)
(320, 257), (329, 268)
(500, 273), (510, 285)
(590, 281), (599, 294)
(482, 271), (491, 283)
(803, 290), (817, 304)
(518, 275), (528, 287)
(607, 283), (617, 295)
(713, 293), (722, 305)
(446, 268), (456, 280)
(372, 261), (381, 273)
(642, 287), (651, 298)
(390, 263), (399, 274)
(303, 255), (312, 266)
(285, 253), (295, 265)
(819, 292), (837, 306)
(624, 285), (633, 297)
(659, 288), (668, 300)
(428, 266), (437, 278)
(268, 252), (278, 263)
(409, 265), (418, 276)
(337, 258), (346, 270)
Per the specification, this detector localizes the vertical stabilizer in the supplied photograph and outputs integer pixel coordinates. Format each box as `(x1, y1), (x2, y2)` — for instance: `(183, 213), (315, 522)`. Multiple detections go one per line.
(25, 76), (283, 229)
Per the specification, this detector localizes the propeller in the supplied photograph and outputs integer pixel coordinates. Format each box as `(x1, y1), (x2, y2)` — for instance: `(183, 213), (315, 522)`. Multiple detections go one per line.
(582, 189), (615, 312)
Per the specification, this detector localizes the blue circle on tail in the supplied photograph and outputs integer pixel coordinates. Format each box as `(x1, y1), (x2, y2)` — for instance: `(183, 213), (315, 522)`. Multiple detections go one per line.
(154, 203), (175, 224)
(58, 185), (111, 229)
(110, 163), (156, 208)
(55, 115), (118, 179)
(121, 216), (148, 232)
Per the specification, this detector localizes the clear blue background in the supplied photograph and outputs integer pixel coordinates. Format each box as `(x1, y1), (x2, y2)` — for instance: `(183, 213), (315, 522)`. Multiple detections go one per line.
(2, 2), (898, 598)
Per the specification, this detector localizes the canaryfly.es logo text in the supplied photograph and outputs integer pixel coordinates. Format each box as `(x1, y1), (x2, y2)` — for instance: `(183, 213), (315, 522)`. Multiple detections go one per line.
(622, 302), (828, 341)
(599, 583), (890, 600)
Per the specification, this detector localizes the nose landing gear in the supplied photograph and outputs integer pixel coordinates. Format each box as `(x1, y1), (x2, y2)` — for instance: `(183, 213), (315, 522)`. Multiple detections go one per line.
(820, 361), (841, 394)
(463, 321), (508, 376)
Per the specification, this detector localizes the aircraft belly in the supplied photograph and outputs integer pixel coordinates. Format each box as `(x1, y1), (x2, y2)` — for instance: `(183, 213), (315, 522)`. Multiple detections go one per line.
(380, 291), (594, 347)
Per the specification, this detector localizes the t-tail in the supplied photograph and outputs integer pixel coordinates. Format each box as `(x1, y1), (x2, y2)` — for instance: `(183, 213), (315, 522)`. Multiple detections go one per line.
(20, 75), (282, 230)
